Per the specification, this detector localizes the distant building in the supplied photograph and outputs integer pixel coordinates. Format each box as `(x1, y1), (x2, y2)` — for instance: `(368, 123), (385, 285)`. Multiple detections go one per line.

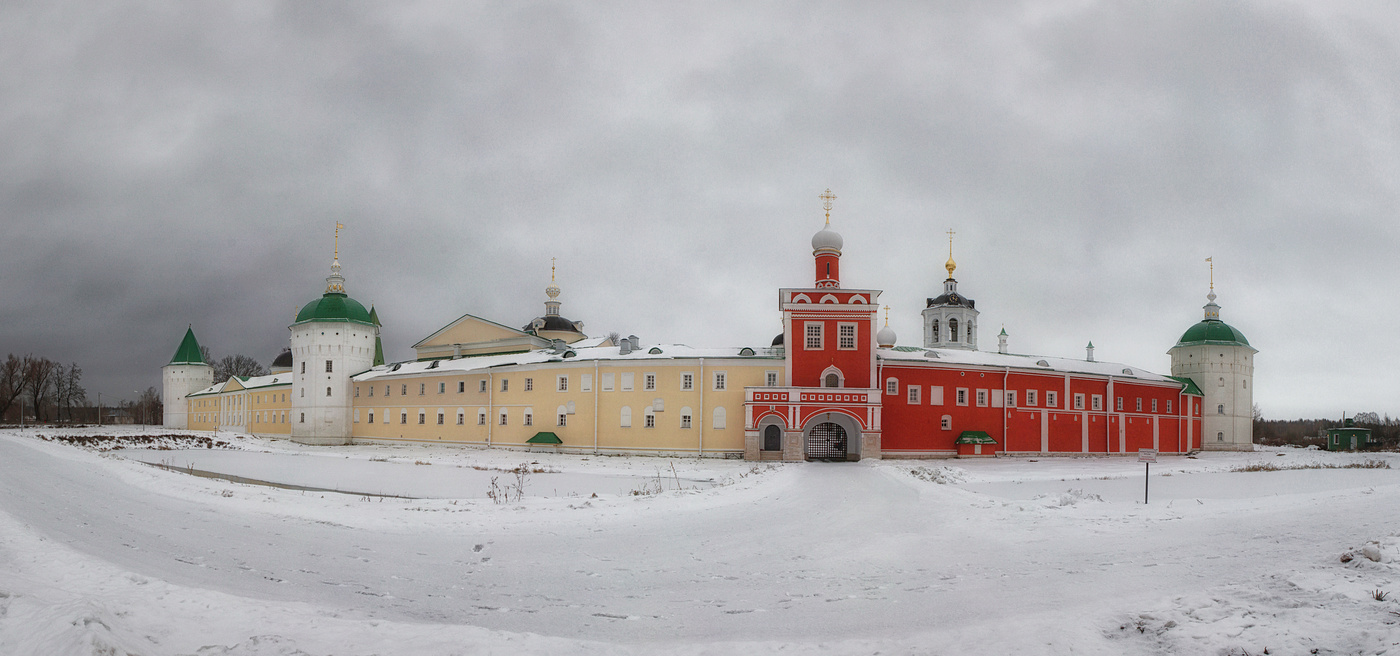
(1325, 418), (1374, 451)
(165, 193), (1254, 459)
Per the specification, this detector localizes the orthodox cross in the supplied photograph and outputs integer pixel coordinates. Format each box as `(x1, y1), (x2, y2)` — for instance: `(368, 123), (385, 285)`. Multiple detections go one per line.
(820, 189), (836, 225)
(335, 222), (345, 260)
(1206, 256), (1214, 290)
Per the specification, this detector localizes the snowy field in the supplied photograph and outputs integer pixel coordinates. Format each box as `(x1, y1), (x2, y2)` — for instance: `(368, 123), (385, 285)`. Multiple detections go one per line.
(1, 426), (1398, 655)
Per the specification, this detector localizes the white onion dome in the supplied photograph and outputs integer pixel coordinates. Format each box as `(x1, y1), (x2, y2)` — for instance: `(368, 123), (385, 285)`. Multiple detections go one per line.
(811, 225), (843, 253)
(876, 323), (897, 348)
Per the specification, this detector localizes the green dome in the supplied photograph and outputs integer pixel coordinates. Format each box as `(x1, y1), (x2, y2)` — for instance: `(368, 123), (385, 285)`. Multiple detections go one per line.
(1175, 320), (1250, 348)
(295, 292), (374, 325)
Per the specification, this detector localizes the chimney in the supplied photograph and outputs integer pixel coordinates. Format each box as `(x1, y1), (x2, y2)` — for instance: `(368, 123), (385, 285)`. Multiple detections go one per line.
(628, 335), (640, 351)
(619, 339), (631, 355)
(1086, 341), (1095, 362)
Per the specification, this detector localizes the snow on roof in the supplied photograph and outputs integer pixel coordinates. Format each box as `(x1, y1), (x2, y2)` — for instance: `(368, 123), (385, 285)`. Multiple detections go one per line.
(352, 343), (780, 382)
(878, 346), (1177, 384)
(237, 373), (293, 389)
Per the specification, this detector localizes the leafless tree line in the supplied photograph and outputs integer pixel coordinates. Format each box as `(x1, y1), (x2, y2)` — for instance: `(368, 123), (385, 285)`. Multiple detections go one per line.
(1, 354), (86, 423)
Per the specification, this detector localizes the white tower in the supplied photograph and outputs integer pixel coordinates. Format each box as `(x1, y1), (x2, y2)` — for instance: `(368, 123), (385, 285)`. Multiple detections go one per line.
(1169, 269), (1256, 451)
(923, 230), (979, 350)
(290, 226), (378, 445)
(161, 325), (213, 428)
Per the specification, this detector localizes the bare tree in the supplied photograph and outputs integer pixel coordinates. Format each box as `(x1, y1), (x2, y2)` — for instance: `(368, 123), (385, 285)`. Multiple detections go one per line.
(22, 355), (59, 422)
(0, 354), (23, 420)
(199, 345), (213, 366)
(54, 362), (85, 422)
(213, 354), (268, 382)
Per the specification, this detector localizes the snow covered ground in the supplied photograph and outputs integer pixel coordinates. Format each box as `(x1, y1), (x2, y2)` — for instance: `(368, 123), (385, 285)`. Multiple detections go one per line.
(1, 426), (1398, 655)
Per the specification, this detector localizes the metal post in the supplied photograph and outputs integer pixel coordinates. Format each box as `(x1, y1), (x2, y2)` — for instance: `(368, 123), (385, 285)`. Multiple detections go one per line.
(1144, 461), (1150, 505)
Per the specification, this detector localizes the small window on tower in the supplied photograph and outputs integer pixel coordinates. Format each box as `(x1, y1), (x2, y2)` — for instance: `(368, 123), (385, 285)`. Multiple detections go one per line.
(931, 319), (940, 343)
(325, 360), (333, 373)
(948, 318), (959, 343)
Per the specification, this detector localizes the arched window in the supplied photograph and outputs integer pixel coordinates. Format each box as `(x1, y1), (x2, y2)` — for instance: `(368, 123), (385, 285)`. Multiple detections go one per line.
(1217, 431), (1224, 442)
(825, 373), (840, 388)
(967, 322), (974, 340)
(931, 320), (940, 343)
(1243, 379), (1248, 389)
(1218, 377), (1225, 387)
(940, 415), (952, 431)
(948, 318), (959, 342)
(1217, 404), (1224, 415)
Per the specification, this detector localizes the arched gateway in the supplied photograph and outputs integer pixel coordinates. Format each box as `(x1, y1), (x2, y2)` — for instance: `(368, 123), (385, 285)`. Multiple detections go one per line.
(806, 422), (847, 460)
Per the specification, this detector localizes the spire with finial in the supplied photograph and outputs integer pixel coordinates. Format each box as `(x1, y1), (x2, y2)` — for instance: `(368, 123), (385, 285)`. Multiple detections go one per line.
(325, 222), (347, 294)
(544, 257), (562, 317)
(820, 188), (837, 225)
(1203, 257), (1221, 321)
(945, 228), (957, 279)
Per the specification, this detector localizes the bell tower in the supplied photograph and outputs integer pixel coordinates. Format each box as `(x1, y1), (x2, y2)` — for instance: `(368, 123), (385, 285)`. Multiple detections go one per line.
(922, 230), (980, 350)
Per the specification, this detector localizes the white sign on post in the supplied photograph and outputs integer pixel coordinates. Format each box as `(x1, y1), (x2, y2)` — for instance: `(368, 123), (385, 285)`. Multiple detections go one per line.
(1138, 449), (1158, 504)
(1138, 448), (1158, 463)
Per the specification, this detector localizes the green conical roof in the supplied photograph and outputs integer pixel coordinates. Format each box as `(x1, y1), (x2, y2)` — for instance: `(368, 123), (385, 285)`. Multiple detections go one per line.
(294, 292), (374, 325)
(169, 326), (206, 365)
(369, 305), (381, 327)
(1175, 319), (1251, 348)
(373, 334), (385, 367)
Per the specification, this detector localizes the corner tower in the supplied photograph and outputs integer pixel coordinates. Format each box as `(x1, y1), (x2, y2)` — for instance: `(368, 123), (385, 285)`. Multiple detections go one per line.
(290, 225), (378, 445)
(162, 326), (212, 428)
(1169, 263), (1256, 451)
(922, 230), (979, 350)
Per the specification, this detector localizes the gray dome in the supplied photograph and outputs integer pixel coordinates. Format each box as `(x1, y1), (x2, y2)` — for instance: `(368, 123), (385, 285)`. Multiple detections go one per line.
(811, 226), (843, 252)
(876, 324), (897, 348)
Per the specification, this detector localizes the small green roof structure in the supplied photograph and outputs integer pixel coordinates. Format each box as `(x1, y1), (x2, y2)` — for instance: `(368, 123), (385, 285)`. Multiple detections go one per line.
(1168, 376), (1204, 396)
(295, 293), (374, 325)
(526, 432), (563, 445)
(955, 431), (997, 445)
(168, 326), (207, 365)
(1175, 320), (1251, 348)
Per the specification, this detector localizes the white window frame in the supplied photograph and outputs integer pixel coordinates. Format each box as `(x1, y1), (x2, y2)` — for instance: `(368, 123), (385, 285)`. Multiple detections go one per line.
(930, 385), (944, 406)
(804, 322), (824, 350)
(837, 322), (857, 350)
(557, 375), (568, 392)
(681, 373), (694, 391)
(940, 415), (952, 431)
(1026, 390), (1037, 406)
(1005, 391), (1016, 407)
(621, 372), (634, 391)
(478, 380), (487, 393)
(712, 407), (726, 429)
(766, 371), (779, 387)
(438, 382), (445, 394)
(1136, 398), (1142, 412)
(1047, 391), (1058, 408)
(524, 378), (533, 392)
(501, 378), (509, 393)
(581, 374), (592, 392)
(523, 410), (533, 426)
(680, 408), (692, 429)
(477, 410), (486, 425)
(885, 378), (898, 395)
(1092, 395), (1102, 411)
(1073, 393), (1085, 410)
(1116, 397), (1123, 411)
(976, 389), (988, 407)
(601, 372), (614, 392)
(956, 388), (968, 406)
(620, 406), (632, 428)
(907, 385), (921, 404)
(713, 371), (726, 391)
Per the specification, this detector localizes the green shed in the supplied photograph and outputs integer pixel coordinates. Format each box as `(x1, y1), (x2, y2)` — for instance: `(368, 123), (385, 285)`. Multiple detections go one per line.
(1325, 418), (1373, 451)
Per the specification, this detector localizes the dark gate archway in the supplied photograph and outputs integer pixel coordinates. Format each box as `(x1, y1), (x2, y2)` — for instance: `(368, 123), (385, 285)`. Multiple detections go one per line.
(806, 422), (847, 460)
(763, 424), (782, 451)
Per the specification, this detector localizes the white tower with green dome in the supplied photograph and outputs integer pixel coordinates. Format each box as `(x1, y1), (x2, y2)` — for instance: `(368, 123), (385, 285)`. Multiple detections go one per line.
(1169, 270), (1257, 451)
(290, 230), (379, 445)
(162, 325), (213, 428)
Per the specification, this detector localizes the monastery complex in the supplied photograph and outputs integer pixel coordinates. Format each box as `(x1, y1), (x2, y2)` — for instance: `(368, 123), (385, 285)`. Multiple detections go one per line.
(162, 193), (1257, 460)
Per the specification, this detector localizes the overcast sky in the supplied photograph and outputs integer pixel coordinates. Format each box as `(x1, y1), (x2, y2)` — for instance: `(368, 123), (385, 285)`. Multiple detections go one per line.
(2, 1), (1397, 419)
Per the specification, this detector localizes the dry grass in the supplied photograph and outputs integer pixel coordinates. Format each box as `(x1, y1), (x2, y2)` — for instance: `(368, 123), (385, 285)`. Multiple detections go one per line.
(1232, 459), (1390, 473)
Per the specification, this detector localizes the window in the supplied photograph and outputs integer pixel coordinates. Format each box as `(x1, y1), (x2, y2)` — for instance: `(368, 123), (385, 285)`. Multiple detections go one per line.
(300, 388), (304, 398)
(1218, 377), (1225, 387)
(1005, 391), (1016, 407)
(712, 407), (726, 429)
(524, 411), (533, 426)
(976, 390), (988, 407)
(524, 378), (533, 392)
(682, 373), (694, 391)
(1243, 379), (1247, 389)
(886, 378), (898, 395)
(621, 373), (634, 391)
(956, 388), (968, 406)
(948, 318), (959, 343)
(941, 415), (952, 431)
(766, 371), (778, 387)
(967, 322), (974, 340)
(907, 385), (921, 404)
(477, 410), (486, 425)
(418, 412), (426, 424)
(1026, 390), (1037, 406)
(301, 362), (306, 374)
(368, 386), (374, 397)
(1166, 400), (1172, 413)
(1218, 404), (1225, 415)
(401, 385), (407, 396)
(1136, 398), (1142, 412)
(479, 380), (487, 393)
(368, 411), (374, 424)
(713, 372), (726, 391)
(400, 411), (407, 424)
(419, 383), (425, 395)
(1047, 391), (1058, 408)
(458, 381), (465, 393)
(825, 373), (839, 388)
(645, 412), (655, 428)
(930, 386), (944, 405)
(300, 412), (305, 423)
(620, 406), (632, 428)
(438, 382), (445, 394)
(837, 323), (856, 350)
(601, 373), (614, 391)
(1073, 393), (1085, 410)
(501, 379), (509, 393)
(557, 376), (568, 392)
(644, 374), (656, 391)
(326, 387), (332, 397)
(1217, 431), (1224, 442)
(1116, 397), (1123, 411)
(558, 413), (567, 427)
(581, 374), (593, 392)
(805, 322), (823, 349)
(499, 411), (507, 426)
(437, 412), (444, 425)
(355, 386), (360, 398)
(325, 360), (333, 373)
(1091, 395), (1102, 411)
(930, 319), (940, 343)
(681, 410), (692, 429)
(456, 411), (464, 425)
(1151, 399), (1158, 412)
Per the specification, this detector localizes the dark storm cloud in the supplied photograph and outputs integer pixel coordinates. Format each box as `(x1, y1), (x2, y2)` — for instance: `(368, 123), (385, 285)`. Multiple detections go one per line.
(1, 1), (1396, 417)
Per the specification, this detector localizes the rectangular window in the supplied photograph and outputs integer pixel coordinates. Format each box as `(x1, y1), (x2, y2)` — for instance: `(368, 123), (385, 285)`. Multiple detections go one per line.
(1005, 391), (1016, 407)
(478, 412), (486, 425)
(644, 373), (656, 391)
(976, 390), (988, 407)
(1026, 390), (1037, 406)
(499, 411), (507, 426)
(1047, 391), (1057, 408)
(457, 411), (464, 425)
(1073, 393), (1085, 410)
(458, 381), (465, 393)
(355, 387), (360, 398)
(1116, 397), (1123, 411)
(645, 413), (655, 429)
(581, 374), (592, 392)
(837, 323), (857, 350)
(681, 373), (694, 391)
(525, 378), (533, 391)
(766, 371), (778, 387)
(524, 412), (533, 426)
(325, 360), (333, 373)
(558, 413), (567, 427)
(886, 379), (898, 395)
(907, 385), (920, 404)
(956, 388), (968, 406)
(713, 372), (726, 391)
(301, 362), (306, 374)
(1092, 395), (1102, 411)
(368, 411), (374, 424)
(368, 386), (374, 397)
(1136, 398), (1143, 412)
(621, 372), (634, 391)
(501, 379), (509, 393)
(681, 413), (692, 429)
(437, 412), (443, 425)
(557, 375), (568, 392)
(397, 411), (404, 424)
(401, 385), (407, 396)
(601, 373), (614, 391)
(1166, 399), (1172, 413)
(438, 382), (445, 394)
(479, 380), (487, 393)
(805, 322), (823, 350)
(930, 386), (944, 405)
(419, 383), (425, 395)
(418, 412), (426, 424)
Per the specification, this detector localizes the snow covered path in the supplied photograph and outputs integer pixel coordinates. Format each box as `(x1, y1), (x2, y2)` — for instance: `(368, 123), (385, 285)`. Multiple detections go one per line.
(2, 430), (1399, 654)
